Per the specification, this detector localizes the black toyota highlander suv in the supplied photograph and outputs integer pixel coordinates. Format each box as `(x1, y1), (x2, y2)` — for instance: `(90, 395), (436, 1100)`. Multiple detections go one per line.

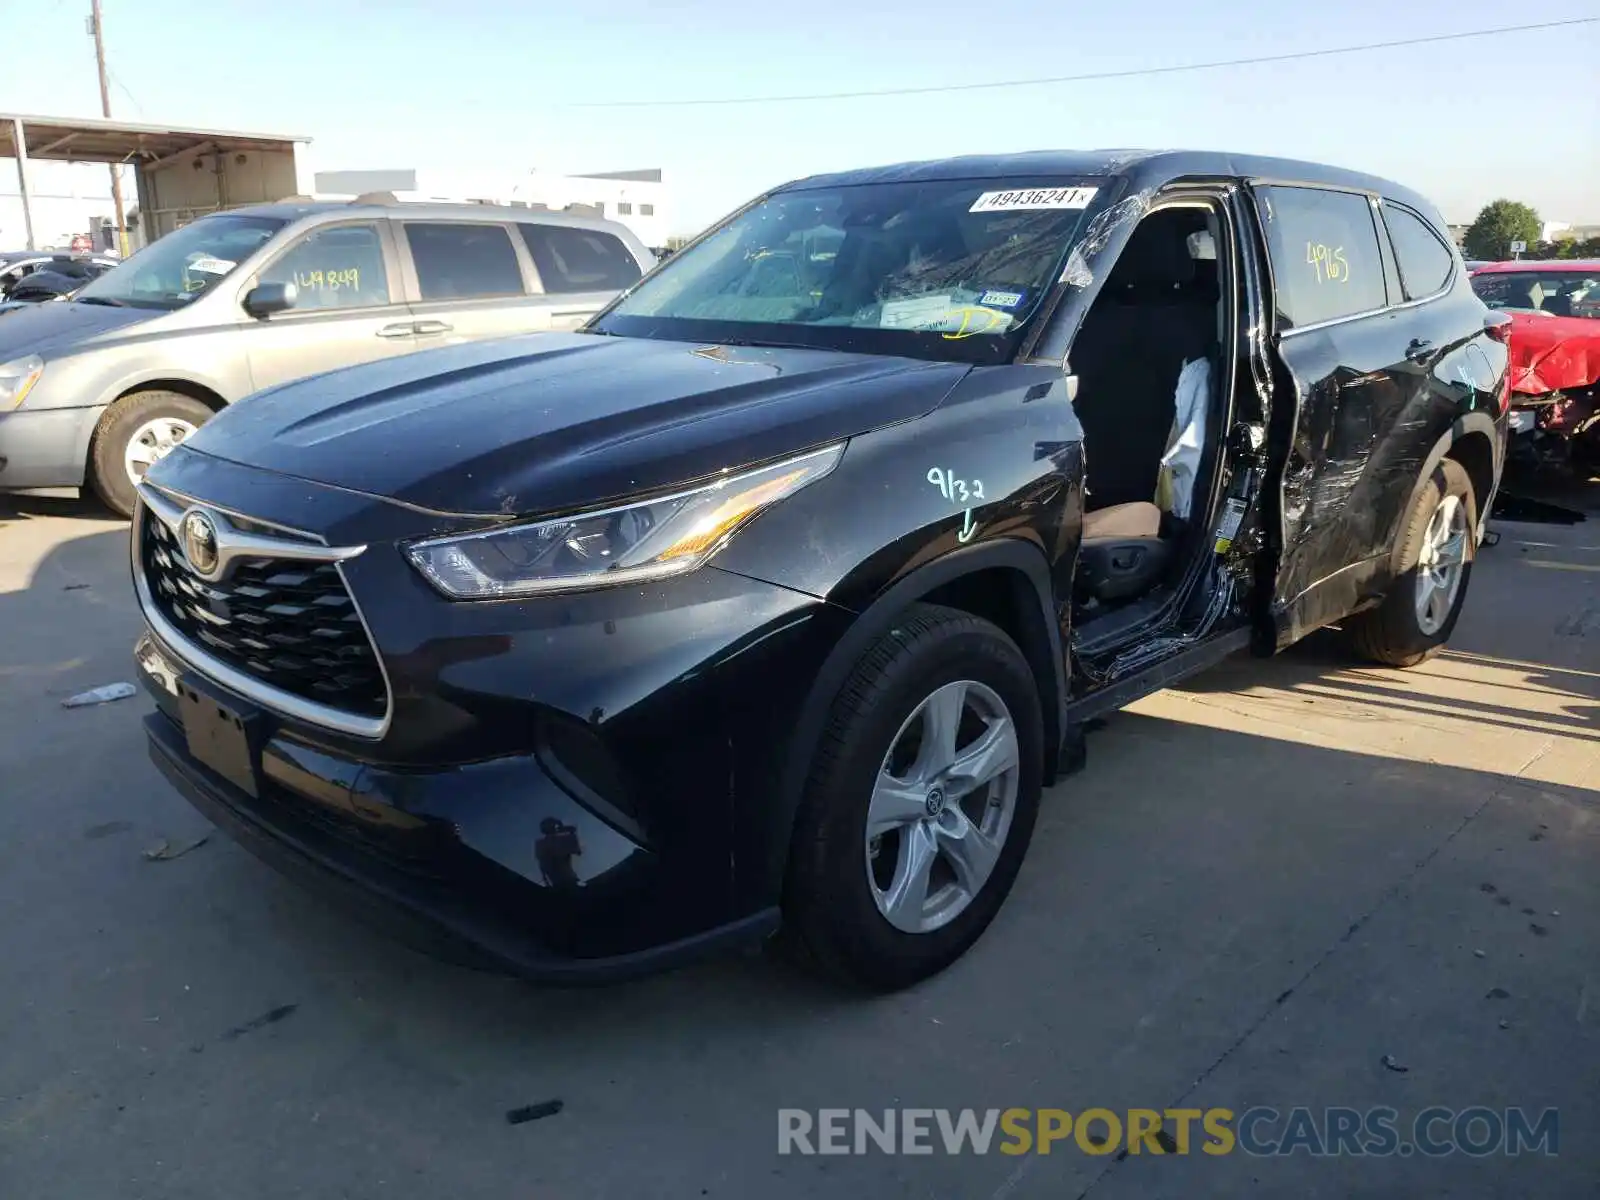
(133, 151), (1509, 990)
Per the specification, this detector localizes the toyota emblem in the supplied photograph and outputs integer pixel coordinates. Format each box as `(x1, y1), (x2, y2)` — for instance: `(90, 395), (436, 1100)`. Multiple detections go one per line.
(180, 509), (221, 578)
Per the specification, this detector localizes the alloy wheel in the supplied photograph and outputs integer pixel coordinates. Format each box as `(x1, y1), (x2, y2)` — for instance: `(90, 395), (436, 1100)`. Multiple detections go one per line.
(1414, 493), (1469, 636)
(864, 679), (1021, 934)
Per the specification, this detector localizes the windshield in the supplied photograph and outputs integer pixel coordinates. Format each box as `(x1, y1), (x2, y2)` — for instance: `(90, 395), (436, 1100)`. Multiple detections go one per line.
(75, 214), (285, 309)
(594, 179), (1102, 363)
(1471, 270), (1600, 320)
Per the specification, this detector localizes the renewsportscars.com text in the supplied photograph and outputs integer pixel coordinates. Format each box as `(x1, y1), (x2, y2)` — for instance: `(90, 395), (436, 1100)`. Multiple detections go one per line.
(777, 1107), (1558, 1158)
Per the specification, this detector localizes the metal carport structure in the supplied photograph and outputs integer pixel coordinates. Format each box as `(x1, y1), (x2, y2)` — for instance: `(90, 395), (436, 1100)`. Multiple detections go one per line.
(2, 113), (310, 251)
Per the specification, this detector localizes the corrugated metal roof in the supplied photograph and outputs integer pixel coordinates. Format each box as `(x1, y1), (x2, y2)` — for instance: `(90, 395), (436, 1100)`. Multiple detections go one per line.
(0, 113), (309, 163)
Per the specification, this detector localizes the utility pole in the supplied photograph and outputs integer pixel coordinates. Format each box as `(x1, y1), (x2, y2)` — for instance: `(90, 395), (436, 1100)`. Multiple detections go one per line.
(88, 0), (129, 256)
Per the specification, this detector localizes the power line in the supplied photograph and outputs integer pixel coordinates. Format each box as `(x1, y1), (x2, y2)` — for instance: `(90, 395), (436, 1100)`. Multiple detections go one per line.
(107, 66), (144, 117)
(575, 16), (1599, 109)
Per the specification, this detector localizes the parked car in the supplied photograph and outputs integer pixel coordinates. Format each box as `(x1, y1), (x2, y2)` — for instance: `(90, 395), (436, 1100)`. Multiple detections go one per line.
(132, 150), (1507, 990)
(2, 254), (117, 305)
(1469, 260), (1600, 476)
(0, 200), (652, 515)
(0, 250), (118, 300)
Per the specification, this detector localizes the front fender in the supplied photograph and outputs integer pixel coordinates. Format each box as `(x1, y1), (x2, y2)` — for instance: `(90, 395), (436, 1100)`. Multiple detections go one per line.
(747, 536), (1070, 909)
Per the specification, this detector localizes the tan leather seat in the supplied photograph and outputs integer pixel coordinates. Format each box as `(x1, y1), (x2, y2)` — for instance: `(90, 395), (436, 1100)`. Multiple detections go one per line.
(1078, 501), (1169, 604)
(1082, 501), (1162, 540)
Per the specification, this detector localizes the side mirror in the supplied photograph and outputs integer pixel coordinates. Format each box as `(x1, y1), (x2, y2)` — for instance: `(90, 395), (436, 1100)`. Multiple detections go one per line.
(243, 280), (297, 318)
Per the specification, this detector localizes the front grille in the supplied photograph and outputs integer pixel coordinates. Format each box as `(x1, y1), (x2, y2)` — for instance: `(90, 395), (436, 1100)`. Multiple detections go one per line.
(140, 509), (387, 719)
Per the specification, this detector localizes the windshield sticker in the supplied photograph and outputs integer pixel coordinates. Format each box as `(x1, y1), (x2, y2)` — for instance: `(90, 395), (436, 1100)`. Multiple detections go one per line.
(185, 255), (235, 276)
(970, 187), (1098, 213)
(979, 288), (1025, 309)
(940, 307), (1010, 340)
(880, 295), (955, 330)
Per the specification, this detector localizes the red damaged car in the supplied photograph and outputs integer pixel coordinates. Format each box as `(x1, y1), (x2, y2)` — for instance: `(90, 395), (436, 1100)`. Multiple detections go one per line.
(1469, 260), (1600, 476)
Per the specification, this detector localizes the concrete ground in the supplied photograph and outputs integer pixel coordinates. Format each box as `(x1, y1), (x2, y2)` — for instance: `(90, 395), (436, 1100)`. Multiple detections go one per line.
(2, 481), (1596, 1199)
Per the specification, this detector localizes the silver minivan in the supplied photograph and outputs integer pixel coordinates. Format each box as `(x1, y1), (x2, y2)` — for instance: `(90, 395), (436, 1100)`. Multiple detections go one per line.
(0, 199), (653, 515)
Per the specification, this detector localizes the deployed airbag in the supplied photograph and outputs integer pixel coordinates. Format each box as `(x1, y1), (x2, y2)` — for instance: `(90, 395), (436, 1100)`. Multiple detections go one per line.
(1160, 357), (1210, 519)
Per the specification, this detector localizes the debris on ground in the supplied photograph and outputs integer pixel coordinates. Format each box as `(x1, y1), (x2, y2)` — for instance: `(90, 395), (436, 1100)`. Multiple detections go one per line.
(1473, 949), (1486, 958)
(62, 583), (90, 591)
(1381, 1054), (1409, 1073)
(1486, 987), (1511, 1000)
(142, 835), (210, 862)
(220, 1003), (299, 1042)
(61, 682), (136, 708)
(506, 1099), (564, 1126)
(1499, 1020), (1511, 1030)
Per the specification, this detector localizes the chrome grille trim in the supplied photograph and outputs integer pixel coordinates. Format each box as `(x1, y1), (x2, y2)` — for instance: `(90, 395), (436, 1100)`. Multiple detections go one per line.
(132, 485), (393, 740)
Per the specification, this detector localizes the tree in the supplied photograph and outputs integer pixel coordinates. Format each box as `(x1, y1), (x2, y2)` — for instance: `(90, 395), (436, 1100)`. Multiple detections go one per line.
(1463, 200), (1541, 261)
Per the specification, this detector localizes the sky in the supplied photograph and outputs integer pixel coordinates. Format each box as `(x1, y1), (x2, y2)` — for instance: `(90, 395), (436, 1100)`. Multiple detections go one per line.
(3, 0), (1597, 236)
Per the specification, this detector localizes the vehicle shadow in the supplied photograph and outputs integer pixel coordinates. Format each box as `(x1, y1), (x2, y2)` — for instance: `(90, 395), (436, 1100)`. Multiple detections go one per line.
(0, 489), (116, 524)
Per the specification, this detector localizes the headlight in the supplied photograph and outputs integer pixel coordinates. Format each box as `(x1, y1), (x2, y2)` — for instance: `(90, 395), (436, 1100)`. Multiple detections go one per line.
(406, 443), (844, 599)
(0, 355), (44, 411)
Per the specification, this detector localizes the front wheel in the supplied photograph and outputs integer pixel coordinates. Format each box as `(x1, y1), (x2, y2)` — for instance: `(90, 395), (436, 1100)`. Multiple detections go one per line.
(784, 604), (1043, 990)
(89, 390), (214, 517)
(1346, 458), (1477, 668)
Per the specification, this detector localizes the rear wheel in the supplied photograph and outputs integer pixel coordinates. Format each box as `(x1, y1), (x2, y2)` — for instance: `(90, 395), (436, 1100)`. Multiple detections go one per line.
(1572, 410), (1600, 481)
(89, 390), (214, 517)
(784, 604), (1043, 990)
(1347, 458), (1476, 668)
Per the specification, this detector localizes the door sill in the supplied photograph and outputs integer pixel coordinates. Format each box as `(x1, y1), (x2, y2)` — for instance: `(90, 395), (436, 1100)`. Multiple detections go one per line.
(1065, 626), (1252, 724)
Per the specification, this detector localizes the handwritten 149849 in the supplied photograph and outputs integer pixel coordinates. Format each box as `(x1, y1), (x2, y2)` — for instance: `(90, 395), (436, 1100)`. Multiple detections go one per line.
(294, 267), (361, 293)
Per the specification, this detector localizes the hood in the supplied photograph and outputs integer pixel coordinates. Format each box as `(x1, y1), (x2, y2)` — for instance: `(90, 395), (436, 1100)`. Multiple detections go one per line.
(0, 298), (157, 360)
(1503, 311), (1600, 396)
(180, 332), (968, 516)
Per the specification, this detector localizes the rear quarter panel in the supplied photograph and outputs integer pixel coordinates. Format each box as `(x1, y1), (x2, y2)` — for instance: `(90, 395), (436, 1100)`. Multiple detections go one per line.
(1269, 277), (1505, 643)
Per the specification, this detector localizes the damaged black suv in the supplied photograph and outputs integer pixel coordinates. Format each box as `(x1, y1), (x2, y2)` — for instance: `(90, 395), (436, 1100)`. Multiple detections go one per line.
(133, 151), (1508, 990)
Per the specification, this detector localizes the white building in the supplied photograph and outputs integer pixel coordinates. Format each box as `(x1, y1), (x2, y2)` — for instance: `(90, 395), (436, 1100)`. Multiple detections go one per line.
(0, 158), (130, 251)
(313, 166), (671, 248)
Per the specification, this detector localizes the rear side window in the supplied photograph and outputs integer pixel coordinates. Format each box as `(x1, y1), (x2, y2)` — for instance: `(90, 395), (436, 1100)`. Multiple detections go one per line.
(1383, 204), (1454, 300)
(518, 224), (642, 294)
(1257, 186), (1387, 328)
(403, 223), (525, 301)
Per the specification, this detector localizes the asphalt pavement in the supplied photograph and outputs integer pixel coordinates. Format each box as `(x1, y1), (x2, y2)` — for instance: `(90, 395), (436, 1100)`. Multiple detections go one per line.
(1, 479), (1596, 1199)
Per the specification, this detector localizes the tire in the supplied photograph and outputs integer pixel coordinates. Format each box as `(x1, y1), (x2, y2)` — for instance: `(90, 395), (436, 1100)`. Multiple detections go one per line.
(89, 390), (214, 518)
(783, 603), (1043, 990)
(1572, 412), (1600, 482)
(1346, 458), (1477, 668)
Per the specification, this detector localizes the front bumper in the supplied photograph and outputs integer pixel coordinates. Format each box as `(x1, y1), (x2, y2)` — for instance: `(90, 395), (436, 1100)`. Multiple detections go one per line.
(140, 634), (781, 982)
(130, 449), (855, 979)
(0, 405), (103, 489)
